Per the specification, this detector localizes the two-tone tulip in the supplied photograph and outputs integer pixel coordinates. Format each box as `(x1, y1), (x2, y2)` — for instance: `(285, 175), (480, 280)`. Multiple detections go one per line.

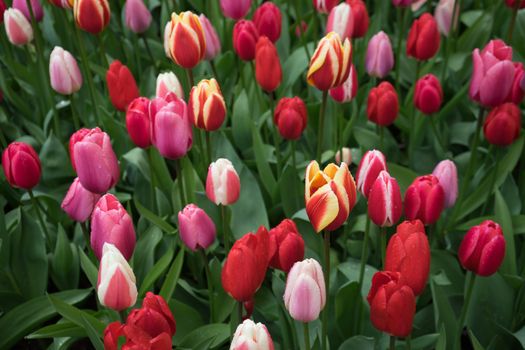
(335, 147), (352, 165)
(326, 3), (353, 41)
(124, 0), (151, 34)
(49, 47), (83, 95)
(313, 0), (338, 13)
(404, 175), (445, 225)
(432, 160), (458, 208)
(61, 177), (101, 222)
(231, 319), (274, 350)
(189, 78), (226, 131)
(220, 0), (251, 20)
(48, 0), (73, 9)
(178, 204), (216, 251)
(233, 20), (259, 61)
(435, 0), (459, 36)
(166, 11), (206, 68)
(346, 0), (369, 38)
(355, 150), (387, 198)
(255, 36), (282, 92)
(2, 141), (41, 189)
(74, 0), (110, 34)
(156, 72), (184, 100)
(199, 14), (221, 60)
(367, 82), (399, 126)
(106, 60), (140, 112)
(273, 97), (308, 140)
(407, 13), (440, 61)
(4, 8), (33, 46)
(368, 171), (402, 227)
(414, 74), (443, 115)
(366, 31), (394, 79)
(253, 2), (282, 43)
(483, 103), (521, 146)
(206, 158), (241, 206)
(268, 219), (305, 273)
(329, 64), (358, 103)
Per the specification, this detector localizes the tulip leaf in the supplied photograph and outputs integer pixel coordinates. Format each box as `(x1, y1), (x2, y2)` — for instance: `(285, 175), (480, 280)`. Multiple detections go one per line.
(138, 247), (174, 297)
(134, 197), (177, 234)
(494, 190), (517, 276)
(430, 279), (457, 347)
(252, 124), (277, 196)
(27, 321), (86, 339)
(159, 248), (185, 302)
(337, 335), (375, 350)
(78, 248), (98, 288)
(335, 281), (362, 340)
(178, 323), (230, 349)
(469, 329), (485, 350)
(51, 225), (80, 290)
(231, 90), (252, 151)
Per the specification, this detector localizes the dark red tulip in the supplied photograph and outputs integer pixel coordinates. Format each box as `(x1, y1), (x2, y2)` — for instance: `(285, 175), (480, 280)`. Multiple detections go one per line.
(483, 103), (521, 146)
(268, 219), (305, 273)
(106, 60), (140, 112)
(255, 36), (282, 92)
(273, 97), (308, 140)
(404, 175), (445, 225)
(126, 97), (151, 148)
(414, 74), (443, 115)
(407, 13), (440, 61)
(233, 20), (259, 61)
(367, 82), (399, 126)
(253, 2), (281, 43)
(2, 142), (41, 189)
(505, 0), (525, 9)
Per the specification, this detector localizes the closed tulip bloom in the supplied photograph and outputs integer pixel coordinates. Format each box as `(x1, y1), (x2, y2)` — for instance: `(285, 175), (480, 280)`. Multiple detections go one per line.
(12, 0), (43, 22)
(274, 97), (308, 140)
(326, 3), (353, 41)
(367, 82), (399, 126)
(435, 0), (459, 36)
(126, 97), (151, 148)
(231, 319), (274, 350)
(49, 46), (83, 95)
(0, 1), (6, 21)
(222, 226), (270, 301)
(233, 20), (259, 61)
(74, 0), (110, 34)
(346, 0), (369, 38)
(355, 149), (387, 198)
(313, 0), (338, 13)
(432, 160), (458, 208)
(268, 219), (305, 273)
(407, 13), (440, 61)
(284, 259), (326, 322)
(458, 220), (506, 276)
(367, 271), (416, 337)
(124, 0), (151, 34)
(253, 2), (281, 43)
(106, 61), (140, 112)
(483, 103), (521, 146)
(166, 11), (206, 68)
(366, 31), (394, 78)
(505, 62), (525, 104)
(48, 0), (73, 8)
(220, 0), (251, 19)
(97, 243), (138, 311)
(368, 171), (402, 227)
(392, 0), (417, 6)
(61, 177), (101, 222)
(2, 141), (41, 189)
(189, 78), (226, 131)
(69, 127), (120, 194)
(199, 14), (221, 60)
(335, 147), (352, 165)
(4, 8), (33, 46)
(206, 158), (241, 206)
(255, 36), (282, 92)
(385, 220), (430, 295)
(307, 32), (352, 91)
(404, 175), (445, 225)
(414, 74), (443, 114)
(178, 204), (216, 251)
(156, 72), (184, 100)
(305, 161), (357, 232)
(505, 0), (525, 8)
(329, 64), (358, 103)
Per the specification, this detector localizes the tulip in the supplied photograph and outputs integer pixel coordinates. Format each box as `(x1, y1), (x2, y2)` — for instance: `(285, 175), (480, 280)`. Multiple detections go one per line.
(326, 3), (353, 41)
(199, 14), (221, 60)
(365, 31), (394, 78)
(221, 226), (270, 301)
(435, 0), (459, 36)
(458, 220), (506, 276)
(355, 149), (387, 198)
(97, 243), (137, 311)
(414, 74), (443, 115)
(284, 258), (326, 322)
(367, 271), (415, 337)
(305, 161), (357, 232)
(273, 97), (308, 140)
(91, 194), (136, 261)
(368, 171), (402, 227)
(268, 219), (305, 273)
(469, 40), (516, 107)
(124, 0), (151, 34)
(69, 127), (120, 194)
(233, 20), (259, 61)
(307, 32), (352, 91)
(166, 11), (206, 69)
(125, 97), (151, 148)
(156, 72), (184, 100)
(367, 82), (399, 126)
(206, 158), (241, 206)
(12, 0), (43, 22)
(49, 46), (83, 95)
(407, 13), (440, 61)
(313, 0), (338, 13)
(163, 21), (172, 58)
(255, 36), (282, 92)
(2, 141), (41, 189)
(220, 0), (251, 20)
(329, 64), (358, 103)
(483, 103), (521, 146)
(103, 322), (124, 350)
(404, 175), (445, 225)
(0, 1), (6, 21)
(74, 0), (110, 34)
(335, 147), (352, 165)
(61, 177), (101, 222)
(506, 62), (525, 104)
(150, 97), (193, 160)
(392, 0), (417, 6)
(505, 0), (525, 8)
(48, 0), (73, 8)
(4, 8), (33, 46)
(432, 160), (458, 208)
(346, 0), (369, 38)
(106, 60), (140, 112)
(189, 78), (226, 131)
(178, 204), (216, 251)
(231, 319), (274, 350)
(253, 2), (282, 43)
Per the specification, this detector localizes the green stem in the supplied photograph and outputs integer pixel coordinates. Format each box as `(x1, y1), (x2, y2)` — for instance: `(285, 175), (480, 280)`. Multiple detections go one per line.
(186, 68), (194, 89)
(395, 7), (407, 92)
(70, 95), (80, 130)
(322, 231), (330, 350)
(355, 216), (370, 333)
(480, 147), (500, 214)
(269, 93), (282, 175)
(379, 126), (384, 151)
(0, 128), (7, 148)
(454, 272), (476, 350)
(200, 249), (215, 323)
(507, 5), (519, 42)
(119, 310), (127, 322)
(221, 204), (230, 253)
(175, 158), (186, 206)
(142, 35), (157, 71)
(381, 227), (387, 269)
(148, 148), (157, 212)
(205, 131), (212, 166)
(28, 189), (51, 250)
(210, 60), (219, 80)
(303, 322), (311, 350)
(293, 0), (311, 61)
(406, 335), (412, 350)
(316, 91), (328, 162)
(429, 116), (446, 152)
(390, 335), (396, 350)
(238, 300), (243, 323)
(80, 221), (90, 249)
(98, 34), (109, 68)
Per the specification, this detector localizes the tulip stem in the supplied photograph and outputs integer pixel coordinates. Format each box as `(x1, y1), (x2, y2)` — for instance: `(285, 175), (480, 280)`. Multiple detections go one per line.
(175, 158), (186, 206)
(186, 69), (195, 89)
(358, 217), (370, 289)
(389, 335), (396, 350)
(291, 141), (297, 170)
(303, 322), (311, 350)
(148, 148), (158, 212)
(238, 300), (243, 324)
(379, 126), (384, 151)
(28, 189), (51, 251)
(429, 116), (446, 152)
(268, 93), (282, 175)
(480, 146), (500, 214)
(381, 227), (387, 269)
(141, 36), (157, 71)
(406, 335), (412, 350)
(293, 0), (311, 61)
(205, 131), (212, 165)
(322, 231), (330, 350)
(221, 204), (230, 253)
(508, 3), (520, 42)
(200, 249), (215, 323)
(454, 272), (476, 350)
(316, 91), (328, 163)
(80, 221), (90, 250)
(98, 34), (109, 68)
(119, 310), (127, 323)
(70, 95), (81, 130)
(395, 7), (407, 92)
(210, 60), (219, 81)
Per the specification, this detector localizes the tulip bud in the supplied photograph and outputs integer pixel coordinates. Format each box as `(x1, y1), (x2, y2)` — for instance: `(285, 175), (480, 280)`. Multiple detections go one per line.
(199, 14), (221, 60)
(49, 46), (83, 95)
(156, 72), (184, 100)
(414, 74), (443, 115)
(268, 219), (305, 273)
(392, 0), (417, 6)
(91, 194), (136, 261)
(12, 0), (43, 22)
(458, 220), (506, 276)
(69, 127), (120, 194)
(4, 8), (33, 46)
(2, 141), (41, 189)
(125, 97), (151, 148)
(434, 0), (459, 36)
(97, 243), (138, 311)
(0, 1), (6, 22)
(274, 97), (308, 140)
(189, 78), (226, 131)
(124, 0), (151, 34)
(233, 20), (259, 61)
(48, 0), (73, 8)
(206, 158), (241, 206)
(505, 0), (525, 8)
(166, 11), (206, 68)
(255, 36), (282, 92)
(231, 319), (274, 350)
(74, 0), (110, 34)
(329, 64), (358, 103)
(61, 177), (101, 222)
(365, 31), (394, 78)
(284, 259), (326, 322)
(404, 175), (445, 225)
(178, 204), (216, 251)
(326, 3), (353, 41)
(367, 271), (415, 337)
(307, 32), (352, 91)
(385, 220), (430, 295)
(368, 171), (402, 227)
(305, 161), (357, 232)
(355, 149), (387, 198)
(432, 160), (458, 208)
(506, 62), (525, 104)
(483, 103), (521, 146)
(313, 0), (338, 13)
(106, 60), (140, 112)
(367, 81), (399, 126)
(335, 147), (352, 165)
(222, 226), (270, 301)
(253, 2), (282, 43)
(407, 13), (440, 61)
(346, 0), (369, 38)
(220, 0), (251, 20)
(103, 322), (123, 350)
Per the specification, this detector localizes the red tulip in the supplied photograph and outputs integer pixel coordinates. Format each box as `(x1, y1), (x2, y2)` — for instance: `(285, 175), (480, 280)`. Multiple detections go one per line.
(407, 13), (440, 61)
(268, 219), (305, 273)
(404, 175), (445, 225)
(368, 171), (402, 227)
(273, 97), (308, 140)
(74, 0), (110, 34)
(355, 149), (387, 198)
(255, 36), (282, 92)
(106, 60), (140, 112)
(329, 64), (358, 103)
(414, 74), (443, 115)
(126, 97), (151, 148)
(483, 103), (521, 146)
(233, 20), (259, 61)
(253, 2), (281, 43)
(2, 141), (41, 189)
(505, 62), (525, 104)
(0, 0), (6, 21)
(346, 0), (369, 38)
(313, 0), (338, 13)
(505, 0), (525, 9)
(367, 81), (399, 126)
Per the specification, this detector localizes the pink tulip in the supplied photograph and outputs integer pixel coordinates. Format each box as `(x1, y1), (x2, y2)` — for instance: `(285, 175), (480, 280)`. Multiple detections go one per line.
(231, 319), (274, 350)
(355, 150), (387, 198)
(366, 31), (394, 78)
(220, 0), (251, 20)
(124, 0), (151, 34)
(335, 147), (352, 165)
(206, 158), (241, 206)
(329, 64), (358, 103)
(368, 171), (403, 227)
(404, 175), (445, 225)
(432, 160), (458, 208)
(392, 0), (417, 6)
(326, 3), (353, 41)
(177, 204), (216, 251)
(61, 177), (101, 222)
(12, 0), (43, 22)
(4, 8), (33, 46)
(156, 72), (184, 100)
(313, 0), (338, 13)
(434, 0), (459, 36)
(199, 14), (221, 60)
(49, 46), (83, 95)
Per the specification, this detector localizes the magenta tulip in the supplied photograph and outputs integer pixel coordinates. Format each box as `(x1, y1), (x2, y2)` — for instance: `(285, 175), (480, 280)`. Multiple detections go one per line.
(177, 204), (216, 251)
(12, 0), (43, 22)
(61, 177), (101, 222)
(220, 0), (251, 20)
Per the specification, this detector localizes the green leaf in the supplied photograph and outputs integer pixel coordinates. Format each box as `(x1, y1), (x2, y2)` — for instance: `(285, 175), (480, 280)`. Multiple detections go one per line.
(51, 225), (80, 290)
(27, 321), (86, 339)
(494, 190), (517, 275)
(338, 335), (375, 350)
(231, 90), (252, 150)
(134, 197), (177, 234)
(387, 162), (418, 193)
(469, 329), (485, 350)
(78, 248), (98, 288)
(139, 247), (174, 297)
(178, 323), (230, 349)
(252, 124), (277, 196)
(159, 248), (185, 301)
(430, 279), (457, 347)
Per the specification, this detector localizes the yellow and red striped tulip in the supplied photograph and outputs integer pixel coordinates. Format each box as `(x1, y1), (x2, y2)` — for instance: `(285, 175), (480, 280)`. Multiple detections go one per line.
(305, 161), (357, 232)
(165, 11), (206, 69)
(74, 0), (110, 34)
(189, 78), (226, 131)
